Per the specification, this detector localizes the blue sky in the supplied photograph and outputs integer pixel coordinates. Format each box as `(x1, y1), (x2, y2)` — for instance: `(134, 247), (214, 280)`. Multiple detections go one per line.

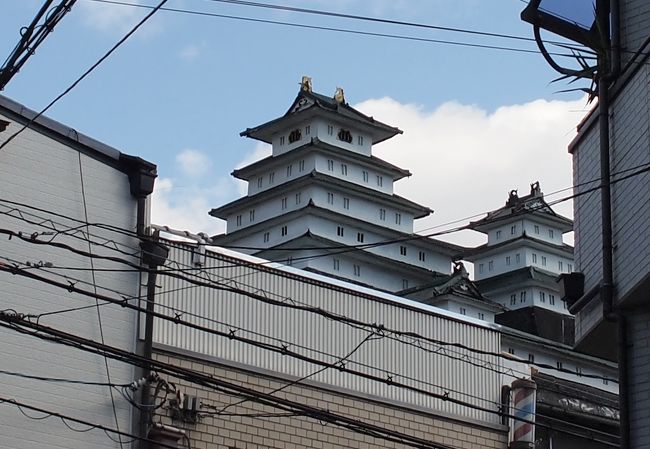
(1, 0), (591, 244)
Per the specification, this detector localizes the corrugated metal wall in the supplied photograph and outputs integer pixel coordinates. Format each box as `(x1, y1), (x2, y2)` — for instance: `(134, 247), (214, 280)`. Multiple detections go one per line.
(153, 241), (502, 424)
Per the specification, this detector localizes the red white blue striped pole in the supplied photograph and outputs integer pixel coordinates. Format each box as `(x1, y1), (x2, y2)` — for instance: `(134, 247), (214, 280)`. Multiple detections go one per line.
(509, 378), (537, 449)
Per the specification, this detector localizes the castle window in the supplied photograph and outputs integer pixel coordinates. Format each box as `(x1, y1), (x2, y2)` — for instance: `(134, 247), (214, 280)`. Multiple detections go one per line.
(558, 261), (564, 271)
(286, 164), (292, 177)
(257, 177), (263, 188)
(459, 307), (466, 315)
(532, 253), (537, 263)
(556, 361), (563, 370)
(357, 232), (364, 243)
(528, 354), (535, 363)
(376, 175), (383, 187)
(327, 192), (334, 204)
(379, 208), (386, 220)
(478, 312), (485, 320)
(520, 291), (527, 303)
(327, 159), (334, 171)
(541, 256), (547, 266)
(333, 258), (340, 271)
(337, 226), (344, 237)
(343, 197), (350, 209)
(288, 129), (302, 143)
(327, 125), (334, 135)
(353, 264), (361, 276)
(516, 253), (521, 264)
(338, 129), (352, 143)
(479, 264), (484, 274)
(236, 215), (242, 226)
(341, 164), (348, 175)
(280, 136), (285, 145)
(305, 125), (311, 135)
(402, 279), (409, 289)
(295, 192), (302, 204)
(418, 251), (426, 262)
(249, 209), (255, 221)
(281, 197), (288, 210)
(496, 230), (502, 240)
(362, 170), (369, 182)
(511, 225), (516, 235)
(286, 257), (293, 266)
(400, 246), (407, 256)
(269, 171), (275, 184)
(568, 263), (573, 272)
(540, 291), (546, 302)
(510, 294), (516, 305)
(358, 135), (364, 145)
(281, 225), (288, 236)
(549, 229), (555, 238)
(263, 232), (270, 243)
(508, 348), (515, 355)
(395, 213), (401, 225)
(299, 160), (305, 171)
(534, 225), (540, 234)
(488, 260), (494, 271)
(506, 256), (511, 266)
(549, 294), (555, 305)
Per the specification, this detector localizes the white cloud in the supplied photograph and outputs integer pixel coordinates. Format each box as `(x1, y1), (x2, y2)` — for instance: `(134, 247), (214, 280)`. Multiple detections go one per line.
(179, 44), (202, 62)
(176, 149), (212, 176)
(353, 96), (587, 247)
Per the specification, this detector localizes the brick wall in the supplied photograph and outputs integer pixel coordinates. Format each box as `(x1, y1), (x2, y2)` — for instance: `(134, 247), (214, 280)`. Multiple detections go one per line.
(152, 349), (508, 449)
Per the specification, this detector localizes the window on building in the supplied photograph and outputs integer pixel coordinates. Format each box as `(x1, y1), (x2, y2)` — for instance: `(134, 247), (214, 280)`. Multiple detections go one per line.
(341, 164), (348, 175)
(337, 226), (344, 237)
(516, 253), (521, 264)
(286, 165), (292, 177)
(257, 177), (263, 188)
(402, 279), (409, 289)
(400, 246), (407, 256)
(281, 225), (288, 236)
(459, 307), (467, 315)
(575, 366), (582, 375)
(376, 175), (383, 187)
(395, 213), (402, 225)
(478, 312), (485, 320)
(281, 197), (288, 210)
(280, 136), (285, 145)
(506, 256), (511, 266)
(269, 171), (275, 184)
(511, 225), (517, 235)
(327, 192), (334, 204)
(510, 294), (517, 305)
(299, 160), (305, 171)
(540, 291), (546, 302)
(534, 225), (540, 234)
(357, 232), (364, 243)
(488, 260), (494, 271)
(520, 291), (527, 303)
(549, 229), (555, 238)
(528, 354), (535, 363)
(249, 209), (255, 221)
(333, 258), (340, 271)
(305, 125), (311, 135)
(508, 348), (515, 355)
(288, 129), (301, 143)
(343, 197), (350, 209)
(568, 263), (573, 272)
(603, 378), (609, 386)
(418, 251), (426, 262)
(236, 215), (242, 226)
(263, 232), (270, 243)
(541, 256), (547, 266)
(353, 264), (361, 276)
(532, 253), (537, 263)
(557, 361), (563, 370)
(479, 263), (484, 274)
(558, 261), (564, 271)
(358, 135), (364, 145)
(338, 129), (353, 143)
(496, 230), (502, 240)
(295, 192), (302, 204)
(549, 294), (555, 305)
(327, 125), (334, 135)
(379, 208), (386, 220)
(327, 159), (334, 171)
(362, 170), (369, 182)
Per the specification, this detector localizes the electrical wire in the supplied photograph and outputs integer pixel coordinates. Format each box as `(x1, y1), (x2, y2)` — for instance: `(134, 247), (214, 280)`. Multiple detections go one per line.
(0, 368), (131, 388)
(0, 0), (170, 152)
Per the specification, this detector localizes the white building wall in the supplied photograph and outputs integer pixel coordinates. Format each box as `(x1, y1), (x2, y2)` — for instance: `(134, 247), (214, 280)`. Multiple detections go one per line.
(0, 116), (141, 449)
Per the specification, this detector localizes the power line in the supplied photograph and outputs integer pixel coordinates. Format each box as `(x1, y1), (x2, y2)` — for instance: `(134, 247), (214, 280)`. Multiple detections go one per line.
(83, 0), (589, 58)
(0, 0), (170, 152)
(0, 368), (131, 388)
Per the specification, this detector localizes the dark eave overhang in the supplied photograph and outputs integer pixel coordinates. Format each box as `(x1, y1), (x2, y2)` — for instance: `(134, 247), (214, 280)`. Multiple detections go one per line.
(469, 206), (573, 234)
(232, 138), (411, 181)
(240, 91), (402, 145)
(462, 233), (573, 261)
(209, 170), (432, 219)
(475, 266), (560, 292)
(211, 201), (464, 257)
(0, 94), (156, 178)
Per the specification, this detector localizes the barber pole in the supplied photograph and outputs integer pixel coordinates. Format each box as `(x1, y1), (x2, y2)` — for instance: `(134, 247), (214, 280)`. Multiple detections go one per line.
(509, 378), (537, 449)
